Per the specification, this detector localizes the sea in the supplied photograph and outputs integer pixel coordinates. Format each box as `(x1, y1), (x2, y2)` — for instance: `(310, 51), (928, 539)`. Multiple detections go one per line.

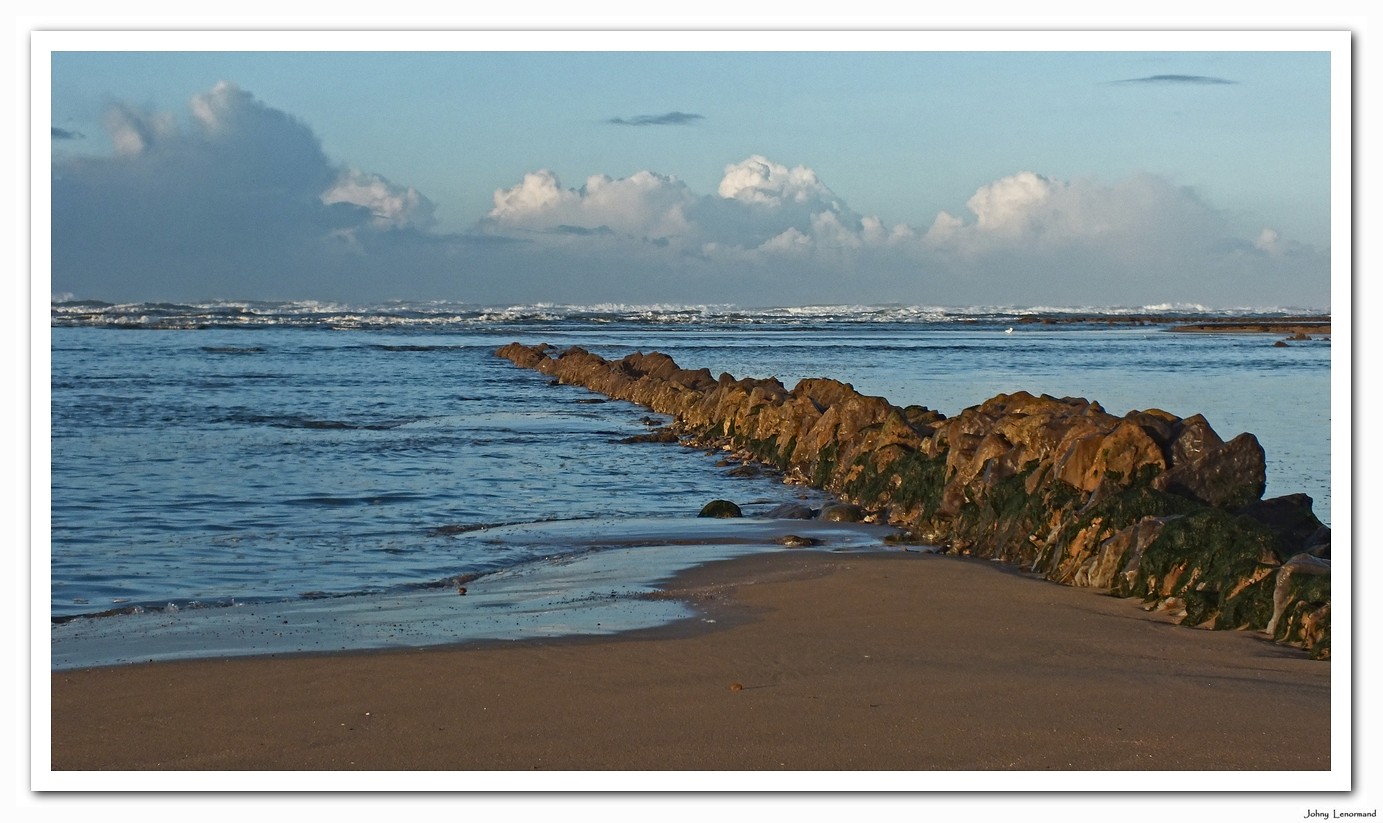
(46, 301), (1333, 669)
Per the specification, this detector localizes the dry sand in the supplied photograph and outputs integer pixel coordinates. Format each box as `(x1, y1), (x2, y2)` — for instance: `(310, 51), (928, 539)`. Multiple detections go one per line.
(48, 550), (1330, 773)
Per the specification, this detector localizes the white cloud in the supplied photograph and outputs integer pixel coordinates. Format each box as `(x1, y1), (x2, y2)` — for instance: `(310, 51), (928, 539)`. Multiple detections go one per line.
(717, 155), (836, 208)
(486, 169), (696, 239)
(322, 169), (437, 231)
(103, 103), (176, 156)
(1254, 227), (1284, 255)
(189, 81), (248, 135)
(760, 227), (812, 253)
(923, 172), (1236, 257)
(49, 82), (1329, 309)
(483, 155), (910, 258)
(965, 171), (1061, 234)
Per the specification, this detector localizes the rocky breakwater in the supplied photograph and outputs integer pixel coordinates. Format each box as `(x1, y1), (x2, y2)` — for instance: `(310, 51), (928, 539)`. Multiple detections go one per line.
(496, 342), (1332, 659)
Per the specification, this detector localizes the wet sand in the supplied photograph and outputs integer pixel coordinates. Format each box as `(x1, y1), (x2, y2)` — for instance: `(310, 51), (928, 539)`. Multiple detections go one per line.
(47, 550), (1330, 778)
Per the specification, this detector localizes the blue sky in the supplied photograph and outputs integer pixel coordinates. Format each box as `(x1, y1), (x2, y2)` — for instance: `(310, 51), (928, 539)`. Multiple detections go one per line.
(44, 33), (1340, 308)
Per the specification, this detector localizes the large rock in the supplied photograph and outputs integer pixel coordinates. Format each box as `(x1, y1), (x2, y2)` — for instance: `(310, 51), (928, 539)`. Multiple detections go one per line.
(1164, 431), (1267, 508)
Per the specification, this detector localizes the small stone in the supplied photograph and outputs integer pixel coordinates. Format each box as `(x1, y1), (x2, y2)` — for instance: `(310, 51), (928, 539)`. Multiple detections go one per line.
(729, 682), (744, 692)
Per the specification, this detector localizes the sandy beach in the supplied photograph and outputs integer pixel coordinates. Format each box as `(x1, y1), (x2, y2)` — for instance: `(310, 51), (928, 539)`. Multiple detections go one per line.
(48, 549), (1330, 776)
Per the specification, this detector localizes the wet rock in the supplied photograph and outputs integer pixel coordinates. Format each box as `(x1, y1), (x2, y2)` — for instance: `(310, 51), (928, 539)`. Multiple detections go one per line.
(820, 503), (866, 522)
(496, 341), (1329, 657)
(763, 502), (815, 519)
(1268, 553), (1331, 658)
(1235, 494), (1328, 561)
(778, 534), (819, 548)
(698, 499), (742, 518)
(618, 427), (680, 444)
(1164, 431), (1266, 509)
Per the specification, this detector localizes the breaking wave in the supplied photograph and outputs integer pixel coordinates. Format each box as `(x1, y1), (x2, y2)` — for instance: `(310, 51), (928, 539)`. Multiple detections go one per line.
(50, 299), (1326, 330)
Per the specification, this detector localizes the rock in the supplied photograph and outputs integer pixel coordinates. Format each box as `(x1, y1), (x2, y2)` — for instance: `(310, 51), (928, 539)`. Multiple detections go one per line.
(1235, 494), (1328, 561)
(496, 342), (1329, 657)
(698, 499), (742, 518)
(820, 502), (866, 522)
(727, 464), (762, 478)
(1164, 432), (1266, 509)
(763, 502), (815, 519)
(618, 427), (679, 444)
(1268, 553), (1331, 658)
(778, 534), (819, 548)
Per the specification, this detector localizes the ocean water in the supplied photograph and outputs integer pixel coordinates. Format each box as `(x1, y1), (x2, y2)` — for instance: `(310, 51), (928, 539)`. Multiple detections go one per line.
(47, 302), (1332, 667)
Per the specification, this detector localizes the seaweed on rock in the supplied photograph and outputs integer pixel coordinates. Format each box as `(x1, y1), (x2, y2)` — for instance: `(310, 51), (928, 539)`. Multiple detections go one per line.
(495, 342), (1332, 658)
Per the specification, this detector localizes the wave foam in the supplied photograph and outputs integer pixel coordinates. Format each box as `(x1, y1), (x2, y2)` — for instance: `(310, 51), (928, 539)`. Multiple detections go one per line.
(49, 299), (1327, 329)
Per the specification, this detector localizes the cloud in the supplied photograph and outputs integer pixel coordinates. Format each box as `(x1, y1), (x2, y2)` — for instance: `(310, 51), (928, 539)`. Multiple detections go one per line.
(1110, 74), (1237, 85)
(49, 82), (1327, 309)
(606, 111), (704, 126)
(480, 159), (1328, 306)
(484, 168), (698, 239)
(51, 82), (463, 300)
(51, 126), (84, 140)
(321, 168), (437, 231)
(481, 154), (905, 260)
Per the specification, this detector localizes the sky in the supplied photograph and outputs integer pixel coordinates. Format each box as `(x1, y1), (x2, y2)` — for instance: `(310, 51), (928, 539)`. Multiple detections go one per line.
(43, 33), (1340, 309)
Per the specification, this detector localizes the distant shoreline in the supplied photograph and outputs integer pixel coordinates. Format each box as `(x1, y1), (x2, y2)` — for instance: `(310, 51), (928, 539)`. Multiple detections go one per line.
(1166, 319), (1331, 335)
(1006, 313), (1331, 334)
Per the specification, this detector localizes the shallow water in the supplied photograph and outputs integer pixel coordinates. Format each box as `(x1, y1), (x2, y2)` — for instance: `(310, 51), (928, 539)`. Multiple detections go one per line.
(47, 303), (1331, 667)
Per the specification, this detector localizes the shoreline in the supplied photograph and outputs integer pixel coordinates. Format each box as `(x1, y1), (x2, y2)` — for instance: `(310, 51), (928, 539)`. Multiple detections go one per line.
(48, 517), (898, 671)
(48, 548), (1330, 776)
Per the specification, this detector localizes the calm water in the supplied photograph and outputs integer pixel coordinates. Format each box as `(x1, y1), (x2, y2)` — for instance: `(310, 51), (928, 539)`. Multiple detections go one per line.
(47, 302), (1331, 662)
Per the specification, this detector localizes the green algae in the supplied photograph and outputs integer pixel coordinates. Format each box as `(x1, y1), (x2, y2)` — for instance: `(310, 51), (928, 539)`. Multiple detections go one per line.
(1129, 508), (1281, 628)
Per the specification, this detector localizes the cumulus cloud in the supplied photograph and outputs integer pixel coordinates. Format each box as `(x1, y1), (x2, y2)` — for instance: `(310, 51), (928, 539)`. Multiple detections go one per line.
(49, 82), (1327, 308)
(479, 159), (1327, 306)
(321, 168), (437, 231)
(717, 155), (835, 206)
(923, 171), (1229, 255)
(480, 153), (911, 263)
(485, 169), (697, 239)
(1110, 74), (1237, 85)
(606, 111), (704, 126)
(51, 82), (466, 300)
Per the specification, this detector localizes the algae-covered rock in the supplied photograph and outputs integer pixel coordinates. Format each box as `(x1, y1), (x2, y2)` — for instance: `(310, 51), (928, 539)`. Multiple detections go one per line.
(496, 341), (1329, 657)
(763, 502), (815, 520)
(820, 502), (866, 522)
(698, 499), (743, 518)
(1268, 553), (1331, 659)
